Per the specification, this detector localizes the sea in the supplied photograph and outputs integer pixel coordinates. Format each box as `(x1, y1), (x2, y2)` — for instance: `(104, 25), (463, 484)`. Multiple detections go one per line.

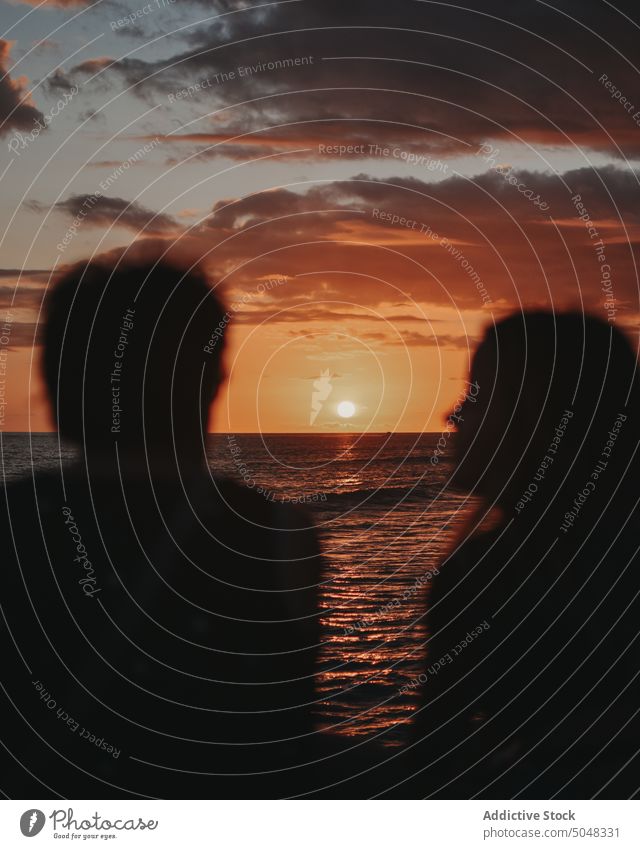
(1, 432), (476, 747)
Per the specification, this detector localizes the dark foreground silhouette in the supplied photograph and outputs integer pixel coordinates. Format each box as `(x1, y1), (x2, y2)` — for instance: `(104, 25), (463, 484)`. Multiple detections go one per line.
(0, 259), (336, 798)
(407, 312), (640, 798)
(5, 278), (639, 799)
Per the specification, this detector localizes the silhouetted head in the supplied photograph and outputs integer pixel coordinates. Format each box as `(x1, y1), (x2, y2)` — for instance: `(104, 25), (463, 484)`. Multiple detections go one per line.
(453, 311), (639, 520)
(43, 258), (226, 465)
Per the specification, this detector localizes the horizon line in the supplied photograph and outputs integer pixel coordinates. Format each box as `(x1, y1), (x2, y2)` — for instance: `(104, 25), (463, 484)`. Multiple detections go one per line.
(1, 430), (443, 436)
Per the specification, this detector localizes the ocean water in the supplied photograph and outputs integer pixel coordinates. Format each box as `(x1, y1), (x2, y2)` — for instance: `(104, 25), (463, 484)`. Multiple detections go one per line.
(1, 432), (475, 746)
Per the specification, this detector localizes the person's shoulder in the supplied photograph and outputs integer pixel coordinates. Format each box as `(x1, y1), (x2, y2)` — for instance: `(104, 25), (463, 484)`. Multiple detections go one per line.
(213, 476), (315, 528)
(211, 478), (321, 585)
(0, 472), (65, 549)
(433, 528), (502, 591)
(0, 470), (62, 507)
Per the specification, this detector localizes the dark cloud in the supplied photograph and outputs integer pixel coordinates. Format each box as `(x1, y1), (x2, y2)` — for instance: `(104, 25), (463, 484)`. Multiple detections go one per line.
(28, 194), (179, 233)
(27, 163), (617, 323)
(369, 330), (483, 349)
(0, 281), (47, 347)
(0, 284), (44, 307)
(68, 1), (640, 158)
(0, 39), (44, 137)
(230, 307), (439, 325)
(77, 108), (107, 125)
(31, 39), (60, 51)
(199, 163), (638, 235)
(0, 269), (51, 279)
(194, 163), (640, 318)
(42, 68), (76, 95)
(19, 162), (640, 331)
(0, 321), (40, 348)
(17, 0), (95, 6)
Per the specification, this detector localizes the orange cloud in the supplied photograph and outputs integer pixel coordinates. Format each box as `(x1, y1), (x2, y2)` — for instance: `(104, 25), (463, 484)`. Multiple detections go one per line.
(0, 39), (44, 137)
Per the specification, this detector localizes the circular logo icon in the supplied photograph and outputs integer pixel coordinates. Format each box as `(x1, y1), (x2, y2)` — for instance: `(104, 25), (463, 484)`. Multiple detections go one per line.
(20, 810), (45, 837)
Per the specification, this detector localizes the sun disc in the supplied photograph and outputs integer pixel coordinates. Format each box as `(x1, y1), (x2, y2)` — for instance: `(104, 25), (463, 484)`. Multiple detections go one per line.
(337, 400), (356, 418)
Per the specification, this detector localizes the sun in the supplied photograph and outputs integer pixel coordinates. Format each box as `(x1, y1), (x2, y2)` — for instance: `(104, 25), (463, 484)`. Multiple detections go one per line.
(337, 400), (356, 419)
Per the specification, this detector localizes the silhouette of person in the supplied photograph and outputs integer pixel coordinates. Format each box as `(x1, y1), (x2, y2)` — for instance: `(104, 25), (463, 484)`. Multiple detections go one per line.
(0, 257), (323, 798)
(409, 311), (640, 798)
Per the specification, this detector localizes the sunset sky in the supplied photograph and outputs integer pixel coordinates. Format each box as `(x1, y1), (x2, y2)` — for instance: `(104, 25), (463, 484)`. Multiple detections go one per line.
(1, 0), (638, 432)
